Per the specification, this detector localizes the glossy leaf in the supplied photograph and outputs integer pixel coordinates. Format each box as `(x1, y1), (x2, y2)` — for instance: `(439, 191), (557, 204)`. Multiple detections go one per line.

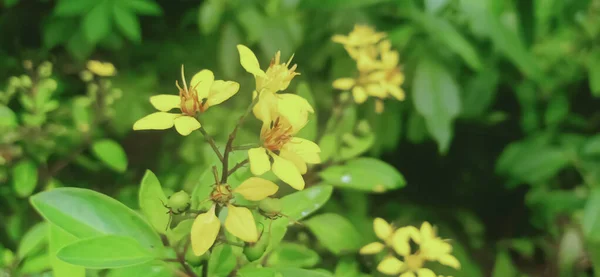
(12, 160), (38, 197)
(30, 188), (162, 251)
(305, 213), (362, 255)
(281, 185), (333, 220)
(57, 235), (155, 268)
(139, 170), (169, 234)
(91, 139), (128, 172)
(319, 158), (405, 192)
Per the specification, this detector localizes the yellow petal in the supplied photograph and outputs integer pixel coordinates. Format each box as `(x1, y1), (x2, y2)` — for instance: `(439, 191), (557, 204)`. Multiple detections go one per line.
(206, 80), (240, 107)
(150, 95), (181, 112)
(224, 205), (258, 242)
(420, 222), (435, 239)
(279, 149), (307, 174)
(376, 256), (404, 275)
(283, 137), (321, 164)
(400, 272), (416, 277)
(392, 228), (413, 256)
(366, 83), (386, 98)
(272, 154), (304, 190)
(332, 78), (356, 90)
(438, 254), (461, 269)
(252, 91), (278, 124)
(173, 116), (201, 136)
(359, 242), (385, 255)
(416, 268), (436, 277)
(387, 85), (406, 101)
(374, 218), (393, 241)
(248, 147), (271, 175)
(331, 35), (349, 44)
(277, 94), (314, 132)
(86, 60), (116, 76)
(191, 205), (220, 256)
(133, 112), (178, 131)
(237, 45), (266, 77)
(352, 86), (368, 104)
(190, 69), (215, 99)
(234, 177), (279, 201)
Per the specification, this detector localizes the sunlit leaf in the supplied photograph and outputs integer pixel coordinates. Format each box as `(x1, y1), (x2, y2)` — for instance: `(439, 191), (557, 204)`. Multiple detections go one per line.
(281, 185), (332, 220)
(57, 235), (155, 268)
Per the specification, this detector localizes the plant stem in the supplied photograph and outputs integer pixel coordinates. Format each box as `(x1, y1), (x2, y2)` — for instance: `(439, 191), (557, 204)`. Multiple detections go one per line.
(227, 159), (249, 177)
(198, 125), (224, 162)
(232, 144), (259, 151)
(221, 96), (260, 184)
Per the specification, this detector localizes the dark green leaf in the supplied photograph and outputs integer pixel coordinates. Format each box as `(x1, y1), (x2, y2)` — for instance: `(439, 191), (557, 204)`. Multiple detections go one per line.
(113, 6), (142, 43)
(43, 18), (77, 49)
(57, 235), (155, 268)
(460, 68), (499, 118)
(91, 139), (128, 172)
(54, 0), (96, 16)
(281, 185), (333, 220)
(305, 213), (362, 255)
(320, 158), (405, 192)
(583, 189), (600, 242)
(121, 0), (162, 15)
(12, 160), (38, 197)
(491, 250), (518, 277)
(83, 0), (112, 44)
(67, 30), (95, 61)
(589, 51), (600, 97)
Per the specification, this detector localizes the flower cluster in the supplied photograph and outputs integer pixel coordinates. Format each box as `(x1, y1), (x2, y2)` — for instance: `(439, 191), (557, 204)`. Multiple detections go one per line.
(361, 218), (460, 277)
(332, 25), (406, 111)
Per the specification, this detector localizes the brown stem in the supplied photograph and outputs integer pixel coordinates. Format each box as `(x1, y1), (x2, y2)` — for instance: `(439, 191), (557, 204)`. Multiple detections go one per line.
(198, 126), (224, 162)
(232, 144), (259, 151)
(227, 159), (249, 177)
(175, 245), (198, 277)
(221, 96), (260, 184)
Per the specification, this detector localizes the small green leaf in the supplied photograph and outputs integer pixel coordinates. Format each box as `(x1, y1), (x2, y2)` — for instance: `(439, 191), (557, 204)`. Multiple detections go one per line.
(43, 18), (76, 49)
(57, 235), (155, 269)
(412, 58), (461, 153)
(30, 188), (162, 251)
(67, 29), (96, 61)
(0, 105), (17, 129)
(12, 160), (38, 197)
(49, 224), (85, 277)
(120, 0), (162, 15)
(277, 267), (334, 277)
(334, 257), (362, 277)
(83, 0), (112, 44)
(589, 51), (600, 97)
(168, 219), (193, 244)
(281, 185), (333, 220)
(198, 0), (224, 34)
(4, 0), (19, 8)
(460, 68), (499, 118)
(305, 213), (362, 255)
(583, 189), (600, 242)
(54, 0), (96, 16)
(299, 0), (391, 9)
(19, 254), (50, 274)
(268, 242), (320, 268)
(92, 139), (128, 172)
(113, 6), (141, 43)
(17, 222), (48, 259)
(491, 250), (518, 277)
(208, 244), (236, 277)
(319, 158), (405, 192)
(139, 170), (169, 234)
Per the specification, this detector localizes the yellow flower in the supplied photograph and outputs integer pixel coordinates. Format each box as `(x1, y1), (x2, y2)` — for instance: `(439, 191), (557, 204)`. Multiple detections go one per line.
(247, 114), (320, 191)
(374, 222), (460, 277)
(332, 25), (386, 47)
(86, 60), (116, 76)
(191, 177), (278, 256)
(133, 66), (239, 136)
(360, 217), (395, 255)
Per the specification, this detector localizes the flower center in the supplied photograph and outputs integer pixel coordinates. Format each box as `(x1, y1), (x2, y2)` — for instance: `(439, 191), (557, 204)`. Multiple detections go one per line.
(404, 254), (425, 271)
(210, 184), (233, 205)
(261, 117), (293, 151)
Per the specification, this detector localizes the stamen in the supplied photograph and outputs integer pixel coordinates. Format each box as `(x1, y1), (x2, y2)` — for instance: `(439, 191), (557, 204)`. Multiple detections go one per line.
(180, 64), (188, 94)
(286, 53), (295, 67)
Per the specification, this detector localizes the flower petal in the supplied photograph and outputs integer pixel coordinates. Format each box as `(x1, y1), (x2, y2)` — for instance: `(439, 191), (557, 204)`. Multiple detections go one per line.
(420, 222), (435, 239)
(272, 154), (305, 190)
(190, 69), (215, 99)
(332, 78), (356, 90)
(387, 84), (405, 100)
(150, 95), (181, 112)
(416, 268), (436, 277)
(206, 80), (240, 107)
(133, 112), (178, 131)
(248, 147), (271, 175)
(283, 137), (321, 164)
(173, 116), (201, 136)
(374, 218), (393, 241)
(392, 228), (414, 256)
(277, 94), (314, 132)
(191, 205), (220, 256)
(86, 60), (116, 76)
(352, 86), (368, 104)
(376, 256), (404, 275)
(224, 205), (258, 242)
(279, 149), (307, 174)
(400, 272), (416, 277)
(237, 45), (266, 77)
(359, 242), (385, 255)
(234, 177), (279, 201)
(439, 254), (461, 269)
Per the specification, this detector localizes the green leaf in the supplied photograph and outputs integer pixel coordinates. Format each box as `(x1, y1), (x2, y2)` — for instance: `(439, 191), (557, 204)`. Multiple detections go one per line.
(277, 267), (334, 277)
(198, 0), (224, 35)
(168, 219), (193, 243)
(299, 0), (391, 9)
(582, 134), (600, 156)
(460, 68), (499, 118)
(281, 185), (333, 220)
(544, 93), (569, 126)
(4, 0), (19, 8)
(491, 250), (518, 277)
(319, 158), (405, 193)
(113, 6), (142, 43)
(425, 0), (449, 13)
(139, 170), (169, 234)
(17, 222), (48, 259)
(219, 23), (242, 78)
(54, 0), (96, 16)
(412, 58), (461, 153)
(235, 6), (266, 43)
(191, 168), (216, 210)
(30, 188), (162, 251)
(295, 82), (317, 141)
(589, 51), (600, 97)
(83, 0), (112, 44)
(49, 224), (85, 277)
(67, 29), (95, 61)
(91, 139), (128, 172)
(107, 261), (171, 277)
(57, 235), (155, 269)
(334, 257), (363, 277)
(237, 267), (277, 277)
(305, 213), (362, 255)
(12, 160), (38, 197)
(0, 105), (17, 129)
(337, 121), (375, 160)
(120, 0), (162, 15)
(19, 254), (50, 274)
(208, 244), (236, 277)
(268, 242), (320, 268)
(583, 189), (600, 243)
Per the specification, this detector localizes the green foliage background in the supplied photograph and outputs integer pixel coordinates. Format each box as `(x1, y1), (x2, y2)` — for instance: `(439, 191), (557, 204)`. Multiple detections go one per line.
(1, 0), (600, 276)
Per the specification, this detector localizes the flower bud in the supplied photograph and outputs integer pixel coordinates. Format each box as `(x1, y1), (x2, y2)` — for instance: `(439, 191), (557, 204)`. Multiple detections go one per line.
(258, 197), (282, 214)
(243, 230), (269, 262)
(167, 190), (191, 212)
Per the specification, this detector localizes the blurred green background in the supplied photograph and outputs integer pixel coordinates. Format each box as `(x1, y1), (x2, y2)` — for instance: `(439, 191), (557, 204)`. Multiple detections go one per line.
(1, 0), (600, 276)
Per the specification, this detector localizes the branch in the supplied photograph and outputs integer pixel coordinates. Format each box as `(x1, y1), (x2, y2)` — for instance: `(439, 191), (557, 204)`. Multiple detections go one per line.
(227, 159), (249, 177)
(198, 125), (224, 162)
